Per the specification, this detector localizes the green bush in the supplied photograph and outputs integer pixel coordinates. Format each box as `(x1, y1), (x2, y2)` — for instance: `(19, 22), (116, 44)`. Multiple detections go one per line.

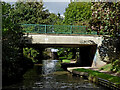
(111, 59), (120, 72)
(62, 60), (71, 63)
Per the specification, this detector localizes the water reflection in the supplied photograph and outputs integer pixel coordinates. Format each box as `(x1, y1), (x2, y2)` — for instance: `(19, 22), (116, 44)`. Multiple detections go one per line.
(42, 60), (58, 75)
(2, 60), (109, 90)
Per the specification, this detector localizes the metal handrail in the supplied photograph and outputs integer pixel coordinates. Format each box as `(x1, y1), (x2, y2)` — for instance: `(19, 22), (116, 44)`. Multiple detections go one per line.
(21, 24), (97, 35)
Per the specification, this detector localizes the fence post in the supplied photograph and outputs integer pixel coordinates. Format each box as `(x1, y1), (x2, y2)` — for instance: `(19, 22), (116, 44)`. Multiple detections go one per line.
(71, 25), (73, 34)
(35, 25), (37, 33)
(45, 25), (47, 33)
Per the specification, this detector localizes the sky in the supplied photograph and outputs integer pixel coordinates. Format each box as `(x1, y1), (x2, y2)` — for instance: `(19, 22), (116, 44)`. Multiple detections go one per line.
(2, 0), (71, 16)
(44, 2), (69, 16)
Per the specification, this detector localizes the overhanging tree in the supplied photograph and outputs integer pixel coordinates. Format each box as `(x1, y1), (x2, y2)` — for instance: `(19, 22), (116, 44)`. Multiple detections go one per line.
(10, 1), (50, 24)
(2, 1), (33, 85)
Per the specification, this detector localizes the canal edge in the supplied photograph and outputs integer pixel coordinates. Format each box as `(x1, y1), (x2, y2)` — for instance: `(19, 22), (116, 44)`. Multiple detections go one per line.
(67, 67), (120, 90)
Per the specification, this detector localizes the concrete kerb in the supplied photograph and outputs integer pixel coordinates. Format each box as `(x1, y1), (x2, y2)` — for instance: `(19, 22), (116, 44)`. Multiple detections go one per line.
(67, 67), (120, 90)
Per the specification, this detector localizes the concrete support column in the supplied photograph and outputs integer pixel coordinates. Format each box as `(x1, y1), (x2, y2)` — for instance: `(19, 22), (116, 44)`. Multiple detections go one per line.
(76, 48), (81, 65)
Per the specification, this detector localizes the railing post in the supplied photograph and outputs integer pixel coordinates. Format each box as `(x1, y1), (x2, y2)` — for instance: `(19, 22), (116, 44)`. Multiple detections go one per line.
(71, 25), (73, 34)
(45, 25), (47, 33)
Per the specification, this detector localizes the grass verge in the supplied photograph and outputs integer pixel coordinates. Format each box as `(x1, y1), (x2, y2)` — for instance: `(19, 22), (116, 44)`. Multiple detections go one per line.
(73, 68), (120, 84)
(99, 64), (112, 71)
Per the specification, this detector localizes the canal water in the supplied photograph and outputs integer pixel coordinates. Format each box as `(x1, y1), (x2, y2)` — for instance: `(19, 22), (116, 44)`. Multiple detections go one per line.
(3, 60), (109, 90)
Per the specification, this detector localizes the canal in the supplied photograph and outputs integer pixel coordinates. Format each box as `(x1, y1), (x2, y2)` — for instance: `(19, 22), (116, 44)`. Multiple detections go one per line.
(3, 60), (109, 89)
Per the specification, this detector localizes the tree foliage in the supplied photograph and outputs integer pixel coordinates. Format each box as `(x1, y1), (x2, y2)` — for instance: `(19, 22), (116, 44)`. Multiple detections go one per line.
(2, 2), (33, 85)
(48, 13), (64, 25)
(63, 2), (92, 25)
(89, 2), (120, 36)
(10, 1), (63, 25)
(23, 48), (39, 63)
(10, 1), (50, 24)
(57, 48), (77, 60)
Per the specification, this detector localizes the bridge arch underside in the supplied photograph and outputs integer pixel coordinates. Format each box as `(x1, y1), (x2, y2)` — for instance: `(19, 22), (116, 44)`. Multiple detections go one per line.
(24, 43), (97, 67)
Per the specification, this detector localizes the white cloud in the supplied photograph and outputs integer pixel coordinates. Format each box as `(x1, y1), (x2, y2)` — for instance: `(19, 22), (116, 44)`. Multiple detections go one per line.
(61, 14), (65, 18)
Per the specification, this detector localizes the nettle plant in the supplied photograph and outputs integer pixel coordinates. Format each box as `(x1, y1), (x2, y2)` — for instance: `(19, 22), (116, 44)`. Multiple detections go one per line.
(89, 2), (120, 36)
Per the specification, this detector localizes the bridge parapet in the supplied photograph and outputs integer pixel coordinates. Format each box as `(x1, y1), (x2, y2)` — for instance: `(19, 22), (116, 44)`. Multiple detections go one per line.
(21, 24), (97, 35)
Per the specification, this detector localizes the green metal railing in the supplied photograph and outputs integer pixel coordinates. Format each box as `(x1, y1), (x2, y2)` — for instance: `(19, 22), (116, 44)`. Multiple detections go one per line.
(21, 24), (97, 35)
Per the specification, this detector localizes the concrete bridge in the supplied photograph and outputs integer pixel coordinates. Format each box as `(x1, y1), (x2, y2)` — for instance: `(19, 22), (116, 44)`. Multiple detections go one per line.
(21, 24), (106, 68)
(21, 34), (106, 68)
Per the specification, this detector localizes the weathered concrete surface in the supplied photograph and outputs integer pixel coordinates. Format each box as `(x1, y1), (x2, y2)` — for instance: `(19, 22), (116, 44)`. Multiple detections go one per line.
(92, 50), (106, 68)
(21, 34), (107, 68)
(21, 34), (102, 46)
